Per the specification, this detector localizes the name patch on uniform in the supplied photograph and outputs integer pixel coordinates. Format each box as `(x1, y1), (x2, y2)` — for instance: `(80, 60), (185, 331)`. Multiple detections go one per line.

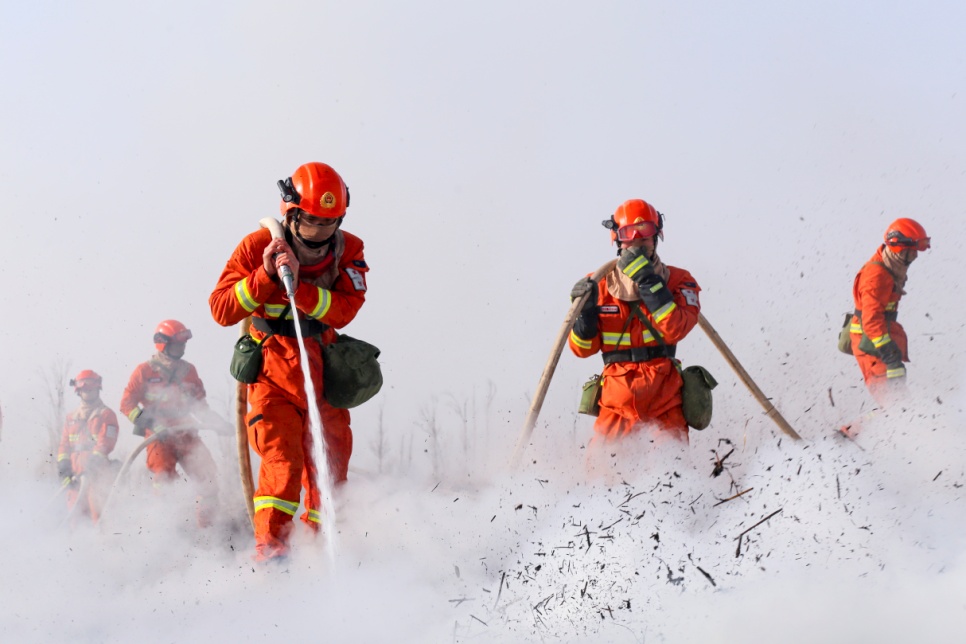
(345, 267), (367, 292)
(147, 377), (163, 383)
(352, 260), (368, 269)
(599, 305), (620, 314)
(681, 289), (699, 307)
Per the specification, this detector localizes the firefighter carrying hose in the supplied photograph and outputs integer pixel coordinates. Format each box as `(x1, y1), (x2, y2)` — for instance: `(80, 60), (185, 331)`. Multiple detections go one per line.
(120, 320), (219, 527)
(56, 370), (119, 524)
(209, 162), (368, 562)
(569, 199), (702, 442)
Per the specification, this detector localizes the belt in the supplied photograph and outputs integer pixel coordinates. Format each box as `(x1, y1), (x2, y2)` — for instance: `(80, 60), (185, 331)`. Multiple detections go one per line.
(602, 344), (675, 365)
(853, 309), (898, 322)
(252, 315), (328, 338)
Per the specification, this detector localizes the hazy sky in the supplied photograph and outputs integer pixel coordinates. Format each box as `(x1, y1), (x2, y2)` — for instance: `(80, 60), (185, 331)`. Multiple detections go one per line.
(1, 1), (965, 640)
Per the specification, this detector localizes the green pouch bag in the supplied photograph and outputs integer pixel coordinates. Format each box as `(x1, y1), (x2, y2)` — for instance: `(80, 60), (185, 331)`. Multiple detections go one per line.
(578, 374), (603, 416)
(680, 365), (717, 430)
(230, 333), (265, 384)
(837, 312), (853, 355)
(322, 334), (384, 409)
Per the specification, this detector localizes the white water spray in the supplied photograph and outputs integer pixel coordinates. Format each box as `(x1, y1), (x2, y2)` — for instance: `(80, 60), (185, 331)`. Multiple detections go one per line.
(288, 290), (338, 564)
(260, 217), (338, 563)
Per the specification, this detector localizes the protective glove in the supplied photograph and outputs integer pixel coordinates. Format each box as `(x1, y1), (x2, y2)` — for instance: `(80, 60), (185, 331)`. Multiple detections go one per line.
(571, 277), (599, 340)
(57, 459), (73, 481)
(616, 245), (656, 283)
(617, 247), (674, 316)
(132, 411), (154, 437)
(877, 341), (906, 378)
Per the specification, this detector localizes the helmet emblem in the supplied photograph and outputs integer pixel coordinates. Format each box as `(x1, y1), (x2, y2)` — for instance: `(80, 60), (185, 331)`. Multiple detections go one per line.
(320, 192), (336, 209)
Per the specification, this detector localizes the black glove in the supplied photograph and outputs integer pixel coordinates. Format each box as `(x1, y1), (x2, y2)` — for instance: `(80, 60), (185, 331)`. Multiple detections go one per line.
(57, 459), (72, 481)
(571, 277), (599, 340)
(617, 247), (674, 317)
(877, 341), (906, 377)
(616, 246), (656, 283)
(132, 411), (154, 437)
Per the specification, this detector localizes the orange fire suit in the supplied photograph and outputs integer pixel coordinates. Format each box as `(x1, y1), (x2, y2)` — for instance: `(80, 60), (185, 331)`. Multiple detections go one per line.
(209, 226), (367, 560)
(57, 402), (119, 522)
(119, 357), (219, 525)
(569, 266), (701, 441)
(849, 247), (907, 405)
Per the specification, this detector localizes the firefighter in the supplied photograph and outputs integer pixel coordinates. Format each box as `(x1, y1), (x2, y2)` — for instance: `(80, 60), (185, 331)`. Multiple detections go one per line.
(848, 218), (930, 405)
(209, 161), (368, 562)
(119, 320), (219, 527)
(569, 199), (702, 442)
(56, 370), (119, 523)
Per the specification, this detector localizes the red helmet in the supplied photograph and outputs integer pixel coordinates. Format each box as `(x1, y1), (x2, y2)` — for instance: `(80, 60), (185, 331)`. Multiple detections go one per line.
(278, 162), (350, 219)
(604, 199), (664, 244)
(70, 369), (102, 392)
(884, 218), (930, 252)
(154, 319), (192, 351)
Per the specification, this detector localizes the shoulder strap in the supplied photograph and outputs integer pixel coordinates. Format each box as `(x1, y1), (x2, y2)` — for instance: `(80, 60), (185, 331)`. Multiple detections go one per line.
(630, 302), (673, 359)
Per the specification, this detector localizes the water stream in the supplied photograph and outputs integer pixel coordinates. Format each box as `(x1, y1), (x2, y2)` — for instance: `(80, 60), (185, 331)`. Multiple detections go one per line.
(289, 294), (338, 564)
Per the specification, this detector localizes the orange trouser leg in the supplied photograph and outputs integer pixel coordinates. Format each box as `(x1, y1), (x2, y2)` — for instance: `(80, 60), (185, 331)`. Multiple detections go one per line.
(851, 335), (899, 407)
(145, 439), (179, 482)
(248, 403), (307, 559)
(594, 361), (688, 442)
(298, 400), (353, 531)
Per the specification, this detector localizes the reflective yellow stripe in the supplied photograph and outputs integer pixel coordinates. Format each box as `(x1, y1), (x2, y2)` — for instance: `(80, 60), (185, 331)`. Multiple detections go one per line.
(264, 304), (295, 319)
(128, 408), (142, 422)
(57, 454), (69, 462)
(602, 332), (632, 348)
(254, 496), (299, 516)
(305, 509), (322, 524)
(308, 288), (332, 320)
(234, 279), (259, 313)
(885, 302), (897, 311)
(570, 330), (592, 350)
(648, 282), (663, 293)
(871, 333), (891, 348)
(886, 365), (906, 379)
(651, 301), (676, 323)
(850, 322), (863, 334)
(621, 256), (650, 279)
(641, 330), (656, 343)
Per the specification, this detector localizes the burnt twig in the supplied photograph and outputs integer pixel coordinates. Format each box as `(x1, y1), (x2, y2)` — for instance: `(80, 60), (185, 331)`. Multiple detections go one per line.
(713, 487), (753, 507)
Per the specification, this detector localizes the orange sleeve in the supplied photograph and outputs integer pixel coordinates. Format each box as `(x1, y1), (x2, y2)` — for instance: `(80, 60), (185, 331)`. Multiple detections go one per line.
(119, 365), (145, 421)
(855, 264), (894, 345)
(209, 229), (282, 327)
(855, 263), (894, 347)
(92, 408), (120, 456)
(57, 417), (71, 460)
(182, 363), (207, 405)
(292, 233), (368, 329)
(652, 268), (701, 345)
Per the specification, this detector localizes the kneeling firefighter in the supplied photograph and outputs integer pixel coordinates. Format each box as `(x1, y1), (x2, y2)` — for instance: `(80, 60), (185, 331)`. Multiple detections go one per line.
(208, 162), (369, 562)
(57, 370), (120, 524)
(569, 199), (702, 442)
(119, 320), (219, 527)
(848, 218), (930, 406)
